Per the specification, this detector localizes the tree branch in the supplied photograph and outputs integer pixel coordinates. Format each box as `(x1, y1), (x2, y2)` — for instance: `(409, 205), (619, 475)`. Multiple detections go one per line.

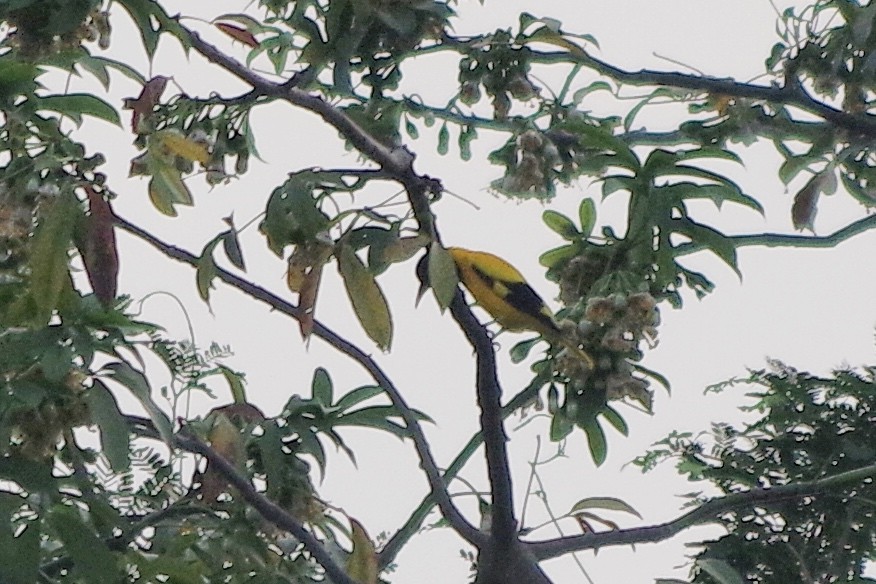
(446, 293), (518, 552)
(377, 371), (544, 568)
(182, 29), (436, 182)
(674, 213), (876, 256)
(526, 462), (876, 560)
(114, 215), (484, 548)
(125, 416), (357, 584)
(529, 50), (876, 138)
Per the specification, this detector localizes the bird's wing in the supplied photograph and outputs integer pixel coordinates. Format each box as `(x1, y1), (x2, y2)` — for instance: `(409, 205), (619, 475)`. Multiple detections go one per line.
(469, 263), (559, 334)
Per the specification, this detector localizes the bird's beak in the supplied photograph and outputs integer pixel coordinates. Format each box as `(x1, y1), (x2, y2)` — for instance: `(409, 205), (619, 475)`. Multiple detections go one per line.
(414, 252), (430, 307)
(415, 281), (429, 307)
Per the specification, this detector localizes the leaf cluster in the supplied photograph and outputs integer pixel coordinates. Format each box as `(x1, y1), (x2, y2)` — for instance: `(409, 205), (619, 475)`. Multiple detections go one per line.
(638, 363), (876, 583)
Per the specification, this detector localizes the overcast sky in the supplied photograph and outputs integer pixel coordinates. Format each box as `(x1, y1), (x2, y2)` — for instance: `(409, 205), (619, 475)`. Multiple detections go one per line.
(64, 1), (876, 582)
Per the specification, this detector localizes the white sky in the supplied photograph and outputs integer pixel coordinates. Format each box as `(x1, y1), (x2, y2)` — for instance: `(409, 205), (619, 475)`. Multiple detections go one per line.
(58, 0), (876, 582)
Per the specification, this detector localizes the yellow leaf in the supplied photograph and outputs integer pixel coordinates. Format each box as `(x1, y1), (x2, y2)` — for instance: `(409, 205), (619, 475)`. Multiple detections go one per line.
(156, 129), (210, 164)
(346, 519), (378, 584)
(287, 243), (333, 339)
(338, 244), (393, 350)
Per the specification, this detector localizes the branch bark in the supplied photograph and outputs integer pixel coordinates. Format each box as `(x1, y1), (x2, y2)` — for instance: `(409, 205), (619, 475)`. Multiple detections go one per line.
(526, 462), (876, 560)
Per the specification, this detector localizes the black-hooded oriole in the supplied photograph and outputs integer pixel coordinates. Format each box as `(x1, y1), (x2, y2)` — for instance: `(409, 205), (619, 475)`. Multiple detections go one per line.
(417, 247), (595, 369)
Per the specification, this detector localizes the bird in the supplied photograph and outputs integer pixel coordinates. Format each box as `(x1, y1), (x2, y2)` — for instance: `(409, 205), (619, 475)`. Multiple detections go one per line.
(416, 246), (595, 369)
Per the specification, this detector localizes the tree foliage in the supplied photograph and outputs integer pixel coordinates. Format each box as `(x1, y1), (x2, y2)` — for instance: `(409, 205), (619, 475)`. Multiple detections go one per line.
(638, 363), (876, 583)
(1, 0), (875, 582)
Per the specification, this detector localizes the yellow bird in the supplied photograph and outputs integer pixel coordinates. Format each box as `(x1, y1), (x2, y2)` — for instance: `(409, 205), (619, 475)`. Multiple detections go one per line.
(417, 247), (595, 369)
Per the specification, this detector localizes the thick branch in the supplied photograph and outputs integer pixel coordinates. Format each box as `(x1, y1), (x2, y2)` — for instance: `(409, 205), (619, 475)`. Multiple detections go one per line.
(526, 462), (876, 561)
(115, 216), (483, 548)
(377, 381), (542, 568)
(447, 293), (518, 552)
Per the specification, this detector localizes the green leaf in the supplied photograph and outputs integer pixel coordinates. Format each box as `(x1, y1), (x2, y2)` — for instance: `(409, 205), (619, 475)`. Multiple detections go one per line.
(338, 244), (393, 350)
(260, 174), (331, 256)
(600, 406), (629, 436)
(86, 380), (131, 472)
(672, 218), (740, 277)
(47, 506), (121, 583)
(0, 58), (39, 98)
(459, 125), (476, 161)
(549, 409), (574, 441)
(297, 428), (327, 477)
(146, 176), (177, 216)
(196, 236), (222, 305)
(117, 0), (161, 57)
(571, 81), (613, 104)
(510, 337), (541, 363)
(215, 12), (273, 34)
(581, 418), (607, 465)
(578, 198), (597, 237)
(0, 457), (55, 493)
(404, 117), (419, 139)
(840, 171), (876, 206)
(335, 385), (384, 412)
(632, 363), (671, 395)
(36, 93), (121, 127)
(30, 194), (77, 323)
(428, 243), (459, 310)
(601, 175), (634, 198)
(696, 558), (744, 584)
(217, 365), (247, 403)
(543, 210), (580, 240)
(673, 147), (743, 165)
(571, 124), (639, 170)
(0, 495), (38, 584)
(221, 229), (246, 271)
(539, 244), (580, 268)
(657, 182), (763, 214)
(437, 123), (449, 155)
(569, 496), (642, 519)
(78, 54), (146, 87)
(779, 153), (821, 185)
(623, 89), (678, 131)
(151, 159), (194, 205)
(103, 361), (173, 447)
(335, 407), (415, 438)
(311, 367), (333, 405)
(258, 423), (289, 499)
